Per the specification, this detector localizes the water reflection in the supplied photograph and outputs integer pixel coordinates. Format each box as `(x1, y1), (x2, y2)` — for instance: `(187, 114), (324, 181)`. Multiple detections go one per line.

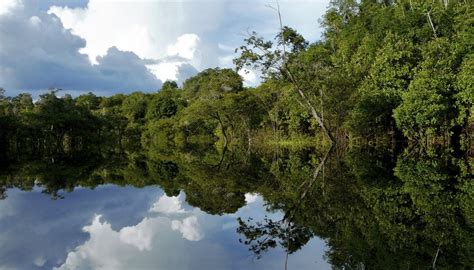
(0, 144), (472, 269)
(0, 186), (328, 269)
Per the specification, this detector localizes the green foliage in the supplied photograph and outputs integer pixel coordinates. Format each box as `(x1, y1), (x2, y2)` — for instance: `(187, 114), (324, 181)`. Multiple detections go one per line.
(75, 92), (101, 111)
(146, 92), (178, 120)
(394, 37), (462, 139)
(2, 0), (471, 157)
(0, 109), (472, 269)
(349, 34), (418, 137)
(454, 54), (473, 149)
(142, 117), (178, 151)
(121, 92), (148, 122)
(182, 68), (243, 101)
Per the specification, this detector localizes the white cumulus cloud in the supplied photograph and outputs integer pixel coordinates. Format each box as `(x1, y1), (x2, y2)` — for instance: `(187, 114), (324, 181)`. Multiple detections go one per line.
(167, 33), (200, 60)
(0, 0), (21, 16)
(244, 193), (260, 204)
(149, 193), (187, 215)
(171, 216), (204, 241)
(55, 212), (205, 270)
(119, 217), (157, 251)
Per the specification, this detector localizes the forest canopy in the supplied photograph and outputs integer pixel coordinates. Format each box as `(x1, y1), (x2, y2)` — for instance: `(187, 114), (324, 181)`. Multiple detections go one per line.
(0, 0), (472, 156)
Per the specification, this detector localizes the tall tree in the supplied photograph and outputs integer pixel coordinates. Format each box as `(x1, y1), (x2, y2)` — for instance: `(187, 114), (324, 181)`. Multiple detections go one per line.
(234, 8), (334, 143)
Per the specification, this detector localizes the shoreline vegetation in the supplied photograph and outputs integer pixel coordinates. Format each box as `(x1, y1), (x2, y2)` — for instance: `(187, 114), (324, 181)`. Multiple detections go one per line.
(0, 0), (472, 156)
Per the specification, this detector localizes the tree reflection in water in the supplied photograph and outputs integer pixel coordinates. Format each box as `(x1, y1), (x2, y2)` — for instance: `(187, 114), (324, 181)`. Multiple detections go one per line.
(0, 142), (472, 269)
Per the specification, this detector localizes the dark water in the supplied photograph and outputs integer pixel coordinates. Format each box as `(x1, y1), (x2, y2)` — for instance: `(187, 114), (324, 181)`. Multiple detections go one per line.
(0, 145), (472, 269)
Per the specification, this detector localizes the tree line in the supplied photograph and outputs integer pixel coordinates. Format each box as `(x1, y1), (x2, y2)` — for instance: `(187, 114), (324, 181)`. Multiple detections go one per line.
(0, 0), (472, 157)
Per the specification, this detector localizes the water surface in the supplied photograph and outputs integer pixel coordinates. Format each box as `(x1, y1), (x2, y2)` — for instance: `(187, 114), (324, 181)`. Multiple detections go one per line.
(0, 145), (472, 269)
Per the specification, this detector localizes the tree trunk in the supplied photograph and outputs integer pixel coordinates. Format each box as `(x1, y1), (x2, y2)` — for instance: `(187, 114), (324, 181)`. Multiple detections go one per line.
(426, 10), (438, 38)
(273, 0), (334, 144)
(288, 71), (335, 144)
(215, 113), (228, 148)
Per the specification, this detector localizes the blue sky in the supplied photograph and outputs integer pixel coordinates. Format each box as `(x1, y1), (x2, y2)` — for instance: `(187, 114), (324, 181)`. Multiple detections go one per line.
(0, 0), (329, 97)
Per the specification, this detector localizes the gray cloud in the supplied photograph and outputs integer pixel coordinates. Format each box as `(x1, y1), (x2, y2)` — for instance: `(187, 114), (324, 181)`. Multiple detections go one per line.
(0, 0), (330, 96)
(0, 3), (162, 96)
(176, 63), (199, 85)
(93, 47), (162, 92)
(0, 186), (159, 270)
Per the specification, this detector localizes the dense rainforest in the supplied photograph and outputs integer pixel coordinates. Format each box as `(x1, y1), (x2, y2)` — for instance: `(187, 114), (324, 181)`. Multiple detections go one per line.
(0, 0), (472, 157)
(0, 1), (472, 268)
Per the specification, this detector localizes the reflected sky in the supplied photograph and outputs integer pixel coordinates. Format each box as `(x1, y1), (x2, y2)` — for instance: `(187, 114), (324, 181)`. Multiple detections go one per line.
(0, 185), (330, 270)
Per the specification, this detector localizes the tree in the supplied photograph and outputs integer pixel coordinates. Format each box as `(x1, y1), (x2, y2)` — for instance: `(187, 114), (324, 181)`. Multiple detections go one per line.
(237, 216), (313, 260)
(348, 33), (418, 138)
(394, 38), (461, 140)
(178, 69), (246, 146)
(161, 80), (178, 91)
(454, 54), (473, 150)
(121, 92), (148, 123)
(182, 68), (243, 101)
(234, 15), (334, 143)
(75, 92), (101, 111)
(146, 86), (179, 120)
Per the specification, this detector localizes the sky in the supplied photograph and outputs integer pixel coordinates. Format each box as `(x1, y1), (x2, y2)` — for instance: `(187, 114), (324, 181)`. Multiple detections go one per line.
(0, 0), (330, 97)
(0, 185), (330, 269)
